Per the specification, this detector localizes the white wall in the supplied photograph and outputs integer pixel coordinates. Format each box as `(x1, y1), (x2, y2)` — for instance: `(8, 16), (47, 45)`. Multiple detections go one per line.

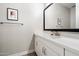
(45, 3), (70, 29)
(0, 3), (44, 55)
(76, 3), (79, 28)
(70, 6), (76, 28)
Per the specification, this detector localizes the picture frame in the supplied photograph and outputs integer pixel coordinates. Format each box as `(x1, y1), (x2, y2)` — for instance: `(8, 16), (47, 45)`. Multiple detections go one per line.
(7, 8), (18, 21)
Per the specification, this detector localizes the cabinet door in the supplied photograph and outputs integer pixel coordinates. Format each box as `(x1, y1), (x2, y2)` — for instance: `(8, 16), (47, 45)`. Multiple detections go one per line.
(35, 36), (64, 56)
(35, 36), (57, 56)
(38, 37), (64, 56)
(41, 46), (58, 56)
(65, 49), (79, 56)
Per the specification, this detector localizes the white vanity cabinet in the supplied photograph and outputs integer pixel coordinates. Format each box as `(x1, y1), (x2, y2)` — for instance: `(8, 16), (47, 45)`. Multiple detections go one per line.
(35, 35), (64, 56)
(34, 32), (79, 56)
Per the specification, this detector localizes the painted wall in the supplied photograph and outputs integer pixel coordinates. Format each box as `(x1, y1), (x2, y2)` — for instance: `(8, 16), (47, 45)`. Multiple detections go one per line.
(76, 3), (79, 28)
(70, 6), (76, 28)
(0, 3), (44, 55)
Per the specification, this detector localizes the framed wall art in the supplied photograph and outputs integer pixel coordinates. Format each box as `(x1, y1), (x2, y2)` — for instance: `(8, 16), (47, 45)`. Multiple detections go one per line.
(7, 8), (18, 21)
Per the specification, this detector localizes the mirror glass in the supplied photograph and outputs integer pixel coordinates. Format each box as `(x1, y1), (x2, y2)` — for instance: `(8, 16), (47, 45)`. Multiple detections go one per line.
(45, 3), (76, 29)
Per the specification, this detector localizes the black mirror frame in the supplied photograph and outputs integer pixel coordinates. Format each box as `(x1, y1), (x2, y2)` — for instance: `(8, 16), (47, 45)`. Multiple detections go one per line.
(43, 3), (79, 32)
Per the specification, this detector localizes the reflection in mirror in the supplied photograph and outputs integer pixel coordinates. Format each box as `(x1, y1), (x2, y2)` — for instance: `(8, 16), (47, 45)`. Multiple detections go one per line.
(45, 3), (76, 29)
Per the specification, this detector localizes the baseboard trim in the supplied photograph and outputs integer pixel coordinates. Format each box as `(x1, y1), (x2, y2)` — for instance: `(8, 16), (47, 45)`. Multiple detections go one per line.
(9, 49), (35, 56)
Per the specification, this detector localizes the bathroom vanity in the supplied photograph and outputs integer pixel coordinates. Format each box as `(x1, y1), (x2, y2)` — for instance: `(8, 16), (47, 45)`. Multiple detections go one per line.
(34, 3), (79, 56)
(34, 31), (79, 56)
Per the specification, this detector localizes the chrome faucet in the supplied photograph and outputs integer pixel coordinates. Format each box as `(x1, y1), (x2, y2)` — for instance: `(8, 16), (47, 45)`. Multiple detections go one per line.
(50, 31), (60, 36)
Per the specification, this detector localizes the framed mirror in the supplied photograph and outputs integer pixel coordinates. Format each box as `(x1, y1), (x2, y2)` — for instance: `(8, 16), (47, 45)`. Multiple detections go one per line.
(43, 3), (79, 32)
